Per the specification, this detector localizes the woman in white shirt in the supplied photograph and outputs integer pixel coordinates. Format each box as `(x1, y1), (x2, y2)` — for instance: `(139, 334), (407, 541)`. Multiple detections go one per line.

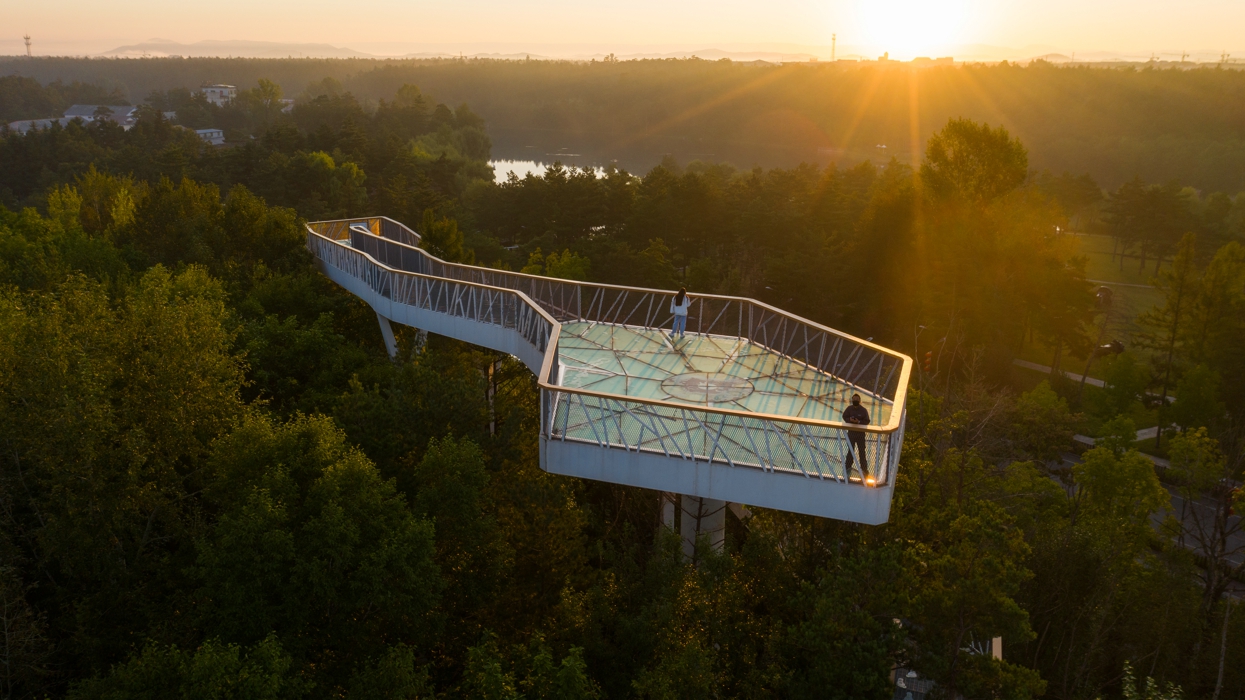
(669, 287), (690, 339)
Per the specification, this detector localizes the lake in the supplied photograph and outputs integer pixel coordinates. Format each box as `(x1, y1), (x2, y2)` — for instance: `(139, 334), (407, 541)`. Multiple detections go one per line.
(486, 134), (884, 184)
(489, 159), (608, 183)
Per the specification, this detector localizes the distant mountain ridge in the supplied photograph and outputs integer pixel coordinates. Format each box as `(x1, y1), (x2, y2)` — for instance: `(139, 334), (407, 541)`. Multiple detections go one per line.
(101, 39), (373, 59)
(92, 39), (1243, 65)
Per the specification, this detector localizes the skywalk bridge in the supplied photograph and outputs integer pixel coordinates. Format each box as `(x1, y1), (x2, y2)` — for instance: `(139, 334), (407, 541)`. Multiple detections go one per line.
(307, 217), (911, 530)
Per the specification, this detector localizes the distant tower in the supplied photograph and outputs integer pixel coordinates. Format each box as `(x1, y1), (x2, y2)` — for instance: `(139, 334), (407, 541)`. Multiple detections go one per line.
(24, 34), (32, 57)
(831, 34), (836, 62)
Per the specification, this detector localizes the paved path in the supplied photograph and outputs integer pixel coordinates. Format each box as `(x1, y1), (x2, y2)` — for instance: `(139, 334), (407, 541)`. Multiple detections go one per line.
(1013, 358), (1173, 403)
(1013, 359), (1105, 387)
(1016, 358), (1171, 465)
(1087, 278), (1157, 290)
(1072, 434), (1171, 467)
(1057, 450), (1244, 600)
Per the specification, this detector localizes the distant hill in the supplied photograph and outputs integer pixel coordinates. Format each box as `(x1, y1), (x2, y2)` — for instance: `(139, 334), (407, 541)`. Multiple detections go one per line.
(1032, 53), (1074, 63)
(6, 55), (1245, 191)
(101, 40), (373, 59)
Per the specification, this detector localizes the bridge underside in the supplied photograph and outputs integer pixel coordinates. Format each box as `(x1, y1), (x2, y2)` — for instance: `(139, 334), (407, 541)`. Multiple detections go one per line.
(542, 439), (894, 524)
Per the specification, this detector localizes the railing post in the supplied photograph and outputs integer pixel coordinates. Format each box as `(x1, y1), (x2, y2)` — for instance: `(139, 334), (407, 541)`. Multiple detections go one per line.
(680, 496), (726, 564)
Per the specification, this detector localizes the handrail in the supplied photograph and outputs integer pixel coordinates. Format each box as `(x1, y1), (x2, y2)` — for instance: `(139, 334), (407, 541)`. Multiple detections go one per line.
(307, 215), (912, 435)
(306, 229), (563, 386)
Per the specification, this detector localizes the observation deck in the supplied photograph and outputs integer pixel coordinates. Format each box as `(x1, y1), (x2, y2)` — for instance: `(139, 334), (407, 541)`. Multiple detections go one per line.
(307, 217), (910, 525)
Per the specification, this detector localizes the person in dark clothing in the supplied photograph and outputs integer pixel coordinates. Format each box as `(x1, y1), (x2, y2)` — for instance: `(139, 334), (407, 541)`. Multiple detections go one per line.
(842, 393), (871, 481)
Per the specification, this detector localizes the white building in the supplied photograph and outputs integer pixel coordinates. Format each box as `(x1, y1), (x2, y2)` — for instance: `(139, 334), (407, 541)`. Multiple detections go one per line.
(5, 117), (75, 134)
(200, 84), (237, 107)
(62, 105), (143, 129)
(195, 128), (225, 146)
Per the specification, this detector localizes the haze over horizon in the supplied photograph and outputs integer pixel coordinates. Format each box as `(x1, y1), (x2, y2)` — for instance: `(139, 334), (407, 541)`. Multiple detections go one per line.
(6, 0), (1245, 62)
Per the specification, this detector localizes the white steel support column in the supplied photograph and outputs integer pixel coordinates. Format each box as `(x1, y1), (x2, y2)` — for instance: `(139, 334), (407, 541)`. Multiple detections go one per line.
(679, 496), (726, 563)
(487, 359), (497, 436)
(660, 492), (677, 531)
(376, 312), (398, 358)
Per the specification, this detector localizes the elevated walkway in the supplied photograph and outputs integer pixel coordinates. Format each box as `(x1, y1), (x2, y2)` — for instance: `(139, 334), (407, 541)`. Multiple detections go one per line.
(307, 217), (911, 525)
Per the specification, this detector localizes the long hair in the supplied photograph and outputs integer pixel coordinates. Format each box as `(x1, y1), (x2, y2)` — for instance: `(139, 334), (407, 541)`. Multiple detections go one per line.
(675, 287), (687, 305)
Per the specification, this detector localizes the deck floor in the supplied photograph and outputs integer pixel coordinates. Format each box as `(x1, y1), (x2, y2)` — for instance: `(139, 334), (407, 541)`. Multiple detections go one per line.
(557, 322), (887, 422)
(551, 322), (891, 480)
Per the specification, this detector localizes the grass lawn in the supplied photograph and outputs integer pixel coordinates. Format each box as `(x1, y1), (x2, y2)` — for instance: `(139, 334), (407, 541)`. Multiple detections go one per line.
(1072, 233), (1168, 286)
(1006, 234), (1169, 386)
(1133, 436), (1163, 458)
(1070, 233), (1167, 344)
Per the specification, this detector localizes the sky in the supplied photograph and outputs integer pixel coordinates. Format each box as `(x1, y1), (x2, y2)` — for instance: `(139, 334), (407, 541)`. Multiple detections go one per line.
(6, 0), (1245, 60)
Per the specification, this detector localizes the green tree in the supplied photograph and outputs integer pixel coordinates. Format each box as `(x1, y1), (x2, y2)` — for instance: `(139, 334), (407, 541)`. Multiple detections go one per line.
(0, 550), (51, 699)
(1167, 429), (1243, 616)
(1136, 233), (1200, 447)
(196, 414), (442, 684)
(902, 118), (1092, 377)
(1169, 365), (1225, 432)
(1074, 443), (1168, 539)
(127, 176), (226, 268)
(0, 265), (245, 666)
(68, 634), (309, 700)
(0, 190), (128, 291)
(73, 165), (141, 238)
(457, 632), (600, 700)
(920, 118), (1028, 204)
(248, 78), (285, 127)
(1091, 351), (1151, 423)
(520, 248), (591, 281)
(1181, 242), (1245, 426)
(1105, 179), (1194, 273)
(1121, 660), (1185, 700)
(461, 636), (520, 700)
(419, 208), (471, 263)
(408, 437), (510, 652)
(635, 238), (678, 290)
(347, 644), (432, 700)
(782, 548), (907, 699)
(1184, 242), (1244, 365)
(1009, 380), (1079, 462)
(219, 186), (305, 276)
(891, 418), (1046, 699)
(283, 151), (367, 220)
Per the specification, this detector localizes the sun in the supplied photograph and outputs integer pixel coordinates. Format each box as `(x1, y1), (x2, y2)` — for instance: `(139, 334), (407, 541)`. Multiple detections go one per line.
(854, 0), (972, 59)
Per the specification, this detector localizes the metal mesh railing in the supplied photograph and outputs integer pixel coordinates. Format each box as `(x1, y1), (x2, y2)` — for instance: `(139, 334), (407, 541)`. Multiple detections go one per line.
(307, 216), (910, 486)
(545, 390), (905, 484)
(307, 229), (556, 368)
(309, 218), (909, 416)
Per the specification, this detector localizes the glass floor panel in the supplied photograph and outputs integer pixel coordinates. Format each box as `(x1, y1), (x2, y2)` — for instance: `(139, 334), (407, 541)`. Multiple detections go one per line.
(556, 322), (892, 425)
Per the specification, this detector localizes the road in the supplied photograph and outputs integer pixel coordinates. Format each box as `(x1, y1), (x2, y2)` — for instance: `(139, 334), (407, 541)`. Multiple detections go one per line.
(1057, 449), (1244, 600)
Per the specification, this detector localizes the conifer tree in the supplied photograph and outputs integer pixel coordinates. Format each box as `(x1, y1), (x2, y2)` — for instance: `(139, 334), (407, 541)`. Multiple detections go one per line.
(1135, 232), (1200, 448)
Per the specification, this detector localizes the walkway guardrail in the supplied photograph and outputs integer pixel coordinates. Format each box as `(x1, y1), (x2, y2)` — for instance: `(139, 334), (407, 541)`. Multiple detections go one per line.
(307, 216), (911, 487)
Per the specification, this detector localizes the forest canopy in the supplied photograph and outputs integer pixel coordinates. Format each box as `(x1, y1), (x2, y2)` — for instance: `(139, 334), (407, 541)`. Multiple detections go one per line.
(4, 56), (1245, 191)
(0, 70), (1243, 700)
